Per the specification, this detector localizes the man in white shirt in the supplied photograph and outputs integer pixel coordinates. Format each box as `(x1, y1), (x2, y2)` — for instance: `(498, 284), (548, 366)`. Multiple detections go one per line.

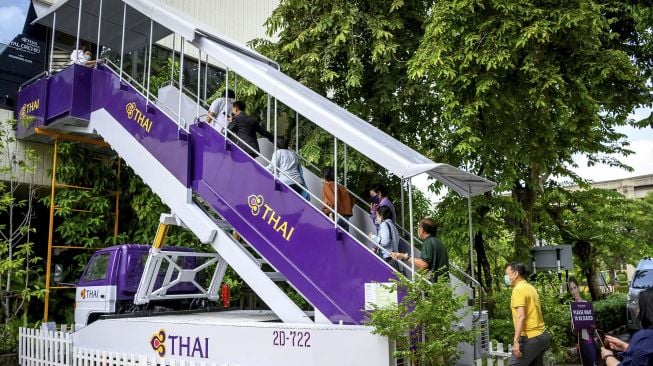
(69, 45), (100, 67)
(207, 89), (235, 131)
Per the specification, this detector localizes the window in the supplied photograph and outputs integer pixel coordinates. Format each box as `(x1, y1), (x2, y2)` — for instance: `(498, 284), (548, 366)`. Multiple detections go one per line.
(83, 253), (110, 281)
(632, 270), (653, 289)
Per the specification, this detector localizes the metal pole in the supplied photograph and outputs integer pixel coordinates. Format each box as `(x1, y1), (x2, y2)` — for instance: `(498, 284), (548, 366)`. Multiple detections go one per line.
(409, 180), (415, 278)
(343, 145), (348, 187)
(75, 0), (82, 52)
(273, 98), (278, 177)
(113, 159), (121, 241)
(196, 50), (201, 119)
(178, 38), (185, 128)
(170, 34), (176, 83)
(203, 54), (208, 101)
(223, 67), (229, 134)
(48, 12), (56, 74)
(400, 180), (405, 231)
(295, 112), (299, 152)
(468, 193), (474, 279)
(334, 137), (338, 229)
(119, 3), (126, 80)
(96, 0), (103, 59)
(146, 20), (153, 105)
(43, 138), (58, 321)
(266, 95), (271, 131)
(142, 45), (147, 89)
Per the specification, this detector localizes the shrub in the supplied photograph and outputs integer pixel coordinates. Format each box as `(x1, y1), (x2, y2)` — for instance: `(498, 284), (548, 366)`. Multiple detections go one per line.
(594, 293), (627, 332)
(367, 273), (476, 365)
(0, 323), (18, 354)
(488, 275), (574, 363)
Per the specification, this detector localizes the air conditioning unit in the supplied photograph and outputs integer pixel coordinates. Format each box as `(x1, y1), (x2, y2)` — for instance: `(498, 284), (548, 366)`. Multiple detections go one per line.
(473, 310), (489, 357)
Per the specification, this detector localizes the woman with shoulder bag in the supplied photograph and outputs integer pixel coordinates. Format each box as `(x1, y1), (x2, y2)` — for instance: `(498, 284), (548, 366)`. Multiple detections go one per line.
(368, 205), (401, 271)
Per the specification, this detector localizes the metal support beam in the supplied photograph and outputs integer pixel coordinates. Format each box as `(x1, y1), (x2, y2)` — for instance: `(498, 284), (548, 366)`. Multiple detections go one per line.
(146, 20), (153, 105)
(468, 191), (474, 280)
(43, 138), (58, 321)
(409, 180), (415, 278)
(48, 12), (56, 74)
(75, 0), (82, 51)
(119, 3), (126, 80)
(95, 0), (102, 58)
(178, 37), (185, 128)
(334, 137), (338, 229)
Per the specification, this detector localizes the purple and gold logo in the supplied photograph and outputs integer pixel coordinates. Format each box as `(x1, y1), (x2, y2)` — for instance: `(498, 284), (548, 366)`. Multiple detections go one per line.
(19, 99), (39, 119)
(150, 329), (166, 357)
(247, 194), (296, 241)
(149, 329), (209, 359)
(125, 102), (153, 133)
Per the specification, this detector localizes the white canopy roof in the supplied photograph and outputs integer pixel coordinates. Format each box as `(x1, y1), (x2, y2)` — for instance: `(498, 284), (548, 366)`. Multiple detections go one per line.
(32, 0), (496, 197)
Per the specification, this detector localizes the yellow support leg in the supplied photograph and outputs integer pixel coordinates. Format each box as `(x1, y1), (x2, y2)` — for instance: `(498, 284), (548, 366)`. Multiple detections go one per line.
(152, 223), (170, 249)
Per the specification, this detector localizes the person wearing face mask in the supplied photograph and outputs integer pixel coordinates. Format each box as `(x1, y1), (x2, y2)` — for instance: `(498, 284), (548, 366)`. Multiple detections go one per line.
(567, 276), (596, 366)
(369, 184), (396, 228)
(505, 262), (550, 366)
(69, 44), (100, 68)
(600, 287), (653, 365)
(368, 206), (400, 268)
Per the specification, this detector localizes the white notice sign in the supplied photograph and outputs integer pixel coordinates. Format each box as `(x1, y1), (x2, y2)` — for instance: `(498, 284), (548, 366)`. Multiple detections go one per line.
(364, 282), (397, 310)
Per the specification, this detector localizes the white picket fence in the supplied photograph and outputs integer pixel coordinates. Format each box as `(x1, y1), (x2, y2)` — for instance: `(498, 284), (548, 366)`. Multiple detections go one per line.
(19, 327), (73, 366)
(18, 327), (237, 366)
(475, 341), (511, 366)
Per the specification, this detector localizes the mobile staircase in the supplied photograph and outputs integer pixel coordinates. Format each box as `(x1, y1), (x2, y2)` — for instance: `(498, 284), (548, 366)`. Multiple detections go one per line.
(15, 0), (495, 364)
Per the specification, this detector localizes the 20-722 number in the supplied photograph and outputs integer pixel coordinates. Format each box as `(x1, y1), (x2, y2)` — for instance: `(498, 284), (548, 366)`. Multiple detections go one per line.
(272, 330), (311, 348)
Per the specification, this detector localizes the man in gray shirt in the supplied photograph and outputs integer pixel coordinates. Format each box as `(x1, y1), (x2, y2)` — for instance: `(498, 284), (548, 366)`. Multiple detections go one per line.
(266, 137), (304, 195)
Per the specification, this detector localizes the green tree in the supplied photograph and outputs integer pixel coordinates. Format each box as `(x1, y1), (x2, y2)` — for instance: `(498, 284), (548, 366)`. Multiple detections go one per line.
(541, 188), (653, 300)
(0, 119), (43, 328)
(408, 0), (652, 262)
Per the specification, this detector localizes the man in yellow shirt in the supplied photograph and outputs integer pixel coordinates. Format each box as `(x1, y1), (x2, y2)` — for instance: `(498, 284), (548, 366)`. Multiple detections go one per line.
(505, 262), (551, 365)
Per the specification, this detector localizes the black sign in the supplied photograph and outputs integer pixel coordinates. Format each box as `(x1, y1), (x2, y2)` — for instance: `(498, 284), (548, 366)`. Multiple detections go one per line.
(0, 2), (47, 109)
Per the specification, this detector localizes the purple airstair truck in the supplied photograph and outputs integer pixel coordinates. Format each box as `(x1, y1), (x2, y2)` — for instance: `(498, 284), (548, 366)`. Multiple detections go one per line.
(75, 244), (223, 327)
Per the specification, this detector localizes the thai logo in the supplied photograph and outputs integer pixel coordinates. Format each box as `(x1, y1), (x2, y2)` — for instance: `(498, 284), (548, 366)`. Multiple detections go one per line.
(150, 329), (166, 357)
(125, 102), (153, 133)
(19, 99), (39, 119)
(150, 329), (209, 358)
(247, 194), (296, 241)
(79, 288), (99, 299)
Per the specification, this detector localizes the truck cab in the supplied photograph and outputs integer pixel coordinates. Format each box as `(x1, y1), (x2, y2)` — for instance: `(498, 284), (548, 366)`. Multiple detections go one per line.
(75, 244), (200, 328)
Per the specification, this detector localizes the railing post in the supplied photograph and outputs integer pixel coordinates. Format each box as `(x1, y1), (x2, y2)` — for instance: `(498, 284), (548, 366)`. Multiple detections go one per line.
(75, 0), (82, 52)
(119, 3), (126, 81)
(295, 111), (299, 152)
(409, 179), (415, 278)
(170, 34), (176, 83)
(343, 145), (347, 187)
(334, 137), (338, 229)
(146, 19), (153, 106)
(273, 98), (278, 178)
(196, 49), (201, 119)
(468, 189), (474, 280)
(266, 94), (271, 131)
(48, 12), (56, 74)
(178, 37), (185, 128)
(96, 0), (102, 59)
(203, 54), (208, 101)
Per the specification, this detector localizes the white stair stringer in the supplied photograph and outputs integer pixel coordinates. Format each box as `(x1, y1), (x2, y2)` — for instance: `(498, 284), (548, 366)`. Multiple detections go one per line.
(84, 108), (312, 324)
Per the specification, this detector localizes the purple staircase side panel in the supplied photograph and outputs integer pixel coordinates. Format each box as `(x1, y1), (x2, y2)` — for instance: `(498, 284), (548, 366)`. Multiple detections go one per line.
(190, 122), (396, 324)
(90, 67), (191, 186)
(46, 65), (93, 121)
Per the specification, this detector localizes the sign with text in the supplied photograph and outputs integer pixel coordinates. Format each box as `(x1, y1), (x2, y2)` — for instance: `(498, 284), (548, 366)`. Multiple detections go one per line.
(570, 301), (595, 331)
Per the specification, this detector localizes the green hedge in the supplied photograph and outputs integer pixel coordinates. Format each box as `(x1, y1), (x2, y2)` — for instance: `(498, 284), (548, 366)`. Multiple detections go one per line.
(0, 325), (18, 354)
(594, 293), (627, 332)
